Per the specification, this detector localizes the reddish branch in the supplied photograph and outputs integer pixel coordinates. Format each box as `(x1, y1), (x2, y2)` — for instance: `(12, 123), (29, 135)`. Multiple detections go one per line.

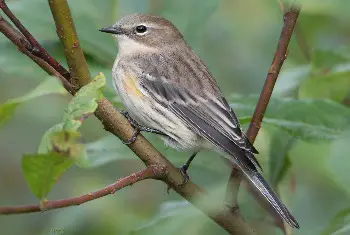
(246, 5), (300, 142)
(0, 14), (75, 94)
(0, 0), (70, 79)
(225, 2), (301, 225)
(277, 0), (310, 62)
(0, 166), (164, 215)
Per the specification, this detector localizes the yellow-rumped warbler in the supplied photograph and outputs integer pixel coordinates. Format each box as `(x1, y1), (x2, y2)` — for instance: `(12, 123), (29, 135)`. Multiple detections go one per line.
(100, 14), (299, 228)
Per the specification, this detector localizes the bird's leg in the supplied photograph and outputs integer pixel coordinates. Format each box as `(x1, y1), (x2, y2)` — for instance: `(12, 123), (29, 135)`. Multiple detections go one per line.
(120, 110), (167, 144)
(178, 152), (198, 185)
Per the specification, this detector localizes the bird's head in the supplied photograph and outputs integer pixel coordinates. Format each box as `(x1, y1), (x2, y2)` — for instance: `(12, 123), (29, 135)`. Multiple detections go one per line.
(99, 14), (184, 54)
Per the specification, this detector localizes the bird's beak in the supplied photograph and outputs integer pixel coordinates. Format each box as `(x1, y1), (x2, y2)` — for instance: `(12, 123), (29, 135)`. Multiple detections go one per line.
(99, 26), (123, 35)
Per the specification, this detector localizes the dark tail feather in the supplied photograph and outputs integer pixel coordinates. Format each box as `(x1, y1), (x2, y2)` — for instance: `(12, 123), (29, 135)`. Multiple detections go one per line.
(169, 104), (299, 227)
(241, 163), (300, 228)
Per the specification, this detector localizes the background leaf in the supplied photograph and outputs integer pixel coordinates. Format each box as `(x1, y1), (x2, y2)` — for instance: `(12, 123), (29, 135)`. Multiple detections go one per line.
(0, 78), (67, 129)
(268, 129), (296, 187)
(299, 49), (350, 102)
(299, 71), (350, 102)
(230, 96), (350, 141)
(274, 65), (311, 97)
(21, 152), (74, 199)
(78, 135), (131, 168)
(322, 208), (350, 235)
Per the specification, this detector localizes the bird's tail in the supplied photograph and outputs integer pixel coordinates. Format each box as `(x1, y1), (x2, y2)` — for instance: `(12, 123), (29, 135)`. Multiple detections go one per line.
(239, 152), (299, 228)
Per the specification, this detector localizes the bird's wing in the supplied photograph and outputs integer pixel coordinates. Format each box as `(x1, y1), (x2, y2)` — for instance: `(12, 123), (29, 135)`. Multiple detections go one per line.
(138, 74), (299, 228)
(138, 73), (261, 170)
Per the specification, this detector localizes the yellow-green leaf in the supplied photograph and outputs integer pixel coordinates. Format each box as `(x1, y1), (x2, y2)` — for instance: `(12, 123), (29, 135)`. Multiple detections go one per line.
(21, 152), (74, 199)
(62, 73), (105, 131)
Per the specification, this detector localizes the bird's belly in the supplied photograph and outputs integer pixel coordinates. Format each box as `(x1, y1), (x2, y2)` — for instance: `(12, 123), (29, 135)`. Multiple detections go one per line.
(113, 73), (202, 152)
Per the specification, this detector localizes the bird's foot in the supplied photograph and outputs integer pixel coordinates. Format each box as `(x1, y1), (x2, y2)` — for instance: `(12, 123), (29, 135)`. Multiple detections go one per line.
(178, 164), (190, 186)
(120, 110), (167, 145)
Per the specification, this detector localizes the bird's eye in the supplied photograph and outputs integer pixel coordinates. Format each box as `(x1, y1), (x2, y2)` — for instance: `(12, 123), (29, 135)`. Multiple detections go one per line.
(135, 25), (147, 34)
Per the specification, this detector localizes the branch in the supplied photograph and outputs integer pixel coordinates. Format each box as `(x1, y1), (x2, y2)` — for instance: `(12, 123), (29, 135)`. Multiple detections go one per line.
(0, 1), (255, 234)
(225, 1), (301, 226)
(246, 5), (300, 141)
(0, 166), (163, 215)
(277, 0), (310, 62)
(0, 14), (75, 94)
(48, 0), (91, 87)
(0, 0), (70, 79)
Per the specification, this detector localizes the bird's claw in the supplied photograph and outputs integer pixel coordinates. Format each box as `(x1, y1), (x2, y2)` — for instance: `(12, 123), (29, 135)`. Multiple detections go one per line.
(120, 110), (168, 145)
(178, 164), (190, 186)
(123, 128), (140, 145)
(165, 165), (190, 194)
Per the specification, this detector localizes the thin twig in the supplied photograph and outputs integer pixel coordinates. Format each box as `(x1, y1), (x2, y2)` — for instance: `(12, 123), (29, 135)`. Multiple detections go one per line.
(0, 166), (163, 215)
(246, 5), (300, 141)
(0, 14), (75, 94)
(225, 2), (301, 227)
(0, 0), (70, 79)
(277, 0), (310, 62)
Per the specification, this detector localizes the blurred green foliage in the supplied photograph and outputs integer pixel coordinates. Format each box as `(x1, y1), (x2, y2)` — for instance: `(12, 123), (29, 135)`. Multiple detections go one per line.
(1, 0), (350, 235)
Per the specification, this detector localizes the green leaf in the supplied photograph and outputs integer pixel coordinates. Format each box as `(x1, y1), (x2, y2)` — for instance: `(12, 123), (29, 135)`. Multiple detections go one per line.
(322, 208), (350, 235)
(229, 95), (350, 141)
(0, 78), (67, 129)
(0, 102), (20, 128)
(21, 152), (74, 199)
(62, 73), (105, 131)
(328, 129), (350, 195)
(274, 65), (311, 96)
(299, 71), (350, 102)
(26, 74), (105, 198)
(38, 124), (65, 154)
(299, 49), (350, 102)
(268, 130), (296, 187)
(38, 73), (105, 154)
(311, 50), (350, 73)
(50, 131), (85, 159)
(37, 73), (105, 166)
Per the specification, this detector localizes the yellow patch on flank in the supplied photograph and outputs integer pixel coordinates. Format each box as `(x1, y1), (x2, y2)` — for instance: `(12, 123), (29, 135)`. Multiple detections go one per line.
(123, 73), (144, 97)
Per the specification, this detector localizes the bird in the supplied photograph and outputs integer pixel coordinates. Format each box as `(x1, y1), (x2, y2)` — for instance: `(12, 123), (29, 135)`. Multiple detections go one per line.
(99, 13), (299, 228)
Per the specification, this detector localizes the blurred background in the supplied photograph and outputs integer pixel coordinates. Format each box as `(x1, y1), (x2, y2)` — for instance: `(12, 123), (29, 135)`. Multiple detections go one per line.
(1, 0), (350, 234)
